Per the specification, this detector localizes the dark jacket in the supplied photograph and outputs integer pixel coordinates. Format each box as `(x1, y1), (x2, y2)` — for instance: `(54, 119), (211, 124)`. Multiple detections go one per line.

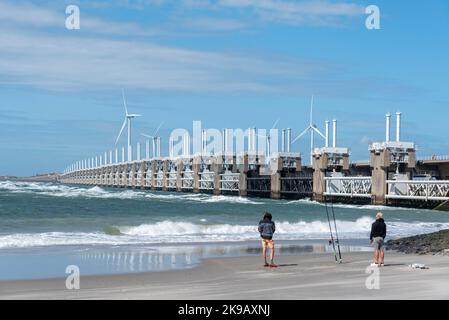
(370, 218), (387, 240)
(258, 219), (276, 240)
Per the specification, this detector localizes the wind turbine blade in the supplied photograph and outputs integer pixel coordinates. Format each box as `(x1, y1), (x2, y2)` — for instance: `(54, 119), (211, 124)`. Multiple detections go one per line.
(311, 126), (326, 139)
(122, 89), (129, 116)
(292, 127), (310, 144)
(115, 118), (127, 146)
(271, 118), (280, 131)
(310, 95), (314, 125)
(141, 133), (154, 139)
(153, 122), (164, 136)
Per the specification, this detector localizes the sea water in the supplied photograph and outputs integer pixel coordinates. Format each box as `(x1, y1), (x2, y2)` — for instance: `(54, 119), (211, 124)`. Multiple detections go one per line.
(1, 180), (448, 280)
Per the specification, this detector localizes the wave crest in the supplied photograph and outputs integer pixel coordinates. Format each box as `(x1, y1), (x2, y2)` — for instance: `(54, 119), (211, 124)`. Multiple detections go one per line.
(1, 217), (448, 249)
(0, 181), (261, 204)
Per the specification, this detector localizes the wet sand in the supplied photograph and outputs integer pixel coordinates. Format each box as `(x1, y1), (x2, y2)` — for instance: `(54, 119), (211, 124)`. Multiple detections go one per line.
(0, 252), (448, 300)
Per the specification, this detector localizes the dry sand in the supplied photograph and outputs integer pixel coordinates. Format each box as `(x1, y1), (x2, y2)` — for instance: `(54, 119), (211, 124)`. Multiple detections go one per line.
(0, 252), (448, 300)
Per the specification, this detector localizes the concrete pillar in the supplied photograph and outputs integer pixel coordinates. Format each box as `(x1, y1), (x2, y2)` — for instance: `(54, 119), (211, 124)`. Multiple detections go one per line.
(239, 154), (249, 197)
(370, 149), (390, 205)
(131, 163), (136, 188)
(176, 159), (183, 192)
(162, 160), (169, 191)
(99, 167), (103, 185)
(140, 162), (146, 189)
(104, 167), (108, 186)
(193, 157), (201, 193)
(212, 156), (223, 195)
(115, 166), (119, 187)
(150, 161), (157, 191)
(94, 168), (101, 186)
(121, 165), (126, 188)
(270, 155), (282, 199)
(312, 153), (328, 202)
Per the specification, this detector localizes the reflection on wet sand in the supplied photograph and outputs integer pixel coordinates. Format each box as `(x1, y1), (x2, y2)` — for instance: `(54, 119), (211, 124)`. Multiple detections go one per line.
(78, 242), (370, 275)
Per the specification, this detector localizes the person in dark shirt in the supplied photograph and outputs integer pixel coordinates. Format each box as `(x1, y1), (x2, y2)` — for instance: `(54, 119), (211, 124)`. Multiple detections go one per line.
(258, 212), (277, 268)
(370, 212), (387, 267)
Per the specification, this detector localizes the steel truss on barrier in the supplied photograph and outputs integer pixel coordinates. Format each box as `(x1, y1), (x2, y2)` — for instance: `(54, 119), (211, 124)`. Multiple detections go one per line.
(220, 172), (240, 192)
(387, 180), (449, 201)
(281, 177), (313, 195)
(168, 170), (177, 190)
(324, 176), (372, 198)
(145, 164), (152, 187)
(127, 164), (133, 187)
(181, 169), (194, 190)
(247, 177), (271, 193)
(199, 171), (215, 191)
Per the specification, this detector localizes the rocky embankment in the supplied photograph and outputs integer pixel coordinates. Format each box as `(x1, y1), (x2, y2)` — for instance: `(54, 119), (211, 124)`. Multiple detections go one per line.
(387, 229), (449, 255)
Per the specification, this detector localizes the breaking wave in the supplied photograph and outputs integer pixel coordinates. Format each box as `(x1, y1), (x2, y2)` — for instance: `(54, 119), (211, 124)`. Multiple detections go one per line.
(0, 181), (260, 204)
(1, 217), (449, 249)
(287, 198), (414, 211)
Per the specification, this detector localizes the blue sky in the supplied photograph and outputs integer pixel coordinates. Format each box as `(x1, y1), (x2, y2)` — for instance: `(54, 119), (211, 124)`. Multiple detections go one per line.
(0, 0), (448, 176)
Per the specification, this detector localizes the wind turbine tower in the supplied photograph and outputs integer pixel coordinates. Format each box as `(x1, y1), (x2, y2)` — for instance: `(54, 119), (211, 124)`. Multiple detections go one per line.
(115, 90), (142, 162)
(291, 96), (326, 165)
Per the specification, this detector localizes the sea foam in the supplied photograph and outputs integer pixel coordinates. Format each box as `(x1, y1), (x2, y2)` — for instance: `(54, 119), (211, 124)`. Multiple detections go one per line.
(1, 217), (448, 249)
(0, 181), (261, 204)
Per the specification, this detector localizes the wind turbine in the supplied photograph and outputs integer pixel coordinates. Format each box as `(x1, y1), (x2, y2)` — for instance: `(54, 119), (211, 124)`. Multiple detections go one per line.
(141, 122), (164, 158)
(291, 96), (326, 165)
(115, 89), (142, 161)
(256, 118), (280, 164)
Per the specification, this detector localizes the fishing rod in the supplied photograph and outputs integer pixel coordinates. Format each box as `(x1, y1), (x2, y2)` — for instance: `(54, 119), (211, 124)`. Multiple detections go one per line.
(321, 176), (339, 263)
(324, 197), (338, 263)
(321, 174), (342, 264)
(330, 199), (343, 263)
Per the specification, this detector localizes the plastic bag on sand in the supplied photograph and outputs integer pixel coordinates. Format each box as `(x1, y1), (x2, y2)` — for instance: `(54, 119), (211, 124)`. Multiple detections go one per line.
(409, 264), (429, 270)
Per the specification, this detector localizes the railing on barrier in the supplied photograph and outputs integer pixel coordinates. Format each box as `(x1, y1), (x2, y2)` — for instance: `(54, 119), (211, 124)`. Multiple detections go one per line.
(182, 171), (194, 190)
(155, 171), (164, 188)
(145, 170), (152, 187)
(247, 177), (271, 193)
(168, 171), (177, 190)
(220, 173), (240, 192)
(280, 177), (313, 195)
(199, 171), (215, 191)
(387, 180), (449, 201)
(420, 155), (449, 161)
(324, 176), (372, 198)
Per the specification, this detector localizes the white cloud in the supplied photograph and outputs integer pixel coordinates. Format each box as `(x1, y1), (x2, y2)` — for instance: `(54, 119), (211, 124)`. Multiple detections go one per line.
(0, 27), (326, 93)
(0, 1), (160, 37)
(182, 17), (247, 31)
(0, 1), (396, 97)
(217, 0), (365, 25)
(68, 0), (365, 26)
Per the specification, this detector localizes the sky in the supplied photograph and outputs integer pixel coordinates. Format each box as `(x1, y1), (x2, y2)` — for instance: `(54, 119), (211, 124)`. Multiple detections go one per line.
(0, 0), (448, 176)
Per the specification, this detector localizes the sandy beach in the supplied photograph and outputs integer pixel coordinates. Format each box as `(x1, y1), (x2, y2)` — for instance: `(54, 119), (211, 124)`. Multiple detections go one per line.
(1, 252), (448, 300)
